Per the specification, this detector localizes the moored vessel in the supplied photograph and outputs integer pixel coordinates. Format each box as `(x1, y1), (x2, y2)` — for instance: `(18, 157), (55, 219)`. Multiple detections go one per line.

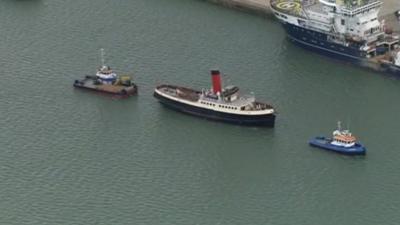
(309, 121), (366, 155)
(73, 49), (137, 96)
(153, 70), (276, 126)
(270, 0), (400, 76)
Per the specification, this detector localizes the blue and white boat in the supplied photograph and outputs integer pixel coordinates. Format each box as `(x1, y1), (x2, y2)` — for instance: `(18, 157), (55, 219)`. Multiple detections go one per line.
(309, 121), (366, 155)
(270, 0), (400, 76)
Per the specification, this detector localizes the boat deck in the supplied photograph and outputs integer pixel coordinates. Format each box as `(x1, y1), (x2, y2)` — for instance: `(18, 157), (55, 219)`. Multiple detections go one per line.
(157, 85), (201, 102)
(306, 1), (324, 14)
(270, 0), (308, 18)
(74, 77), (137, 95)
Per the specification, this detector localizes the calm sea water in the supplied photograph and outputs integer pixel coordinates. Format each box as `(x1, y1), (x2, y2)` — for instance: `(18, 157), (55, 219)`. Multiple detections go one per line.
(1, 0), (399, 224)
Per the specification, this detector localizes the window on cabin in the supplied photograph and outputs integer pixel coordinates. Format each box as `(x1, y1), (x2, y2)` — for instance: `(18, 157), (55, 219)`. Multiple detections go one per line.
(341, 19), (345, 26)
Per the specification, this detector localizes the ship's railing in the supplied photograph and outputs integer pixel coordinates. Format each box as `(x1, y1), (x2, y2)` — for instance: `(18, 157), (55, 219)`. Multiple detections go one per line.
(241, 102), (274, 111)
(338, 0), (382, 17)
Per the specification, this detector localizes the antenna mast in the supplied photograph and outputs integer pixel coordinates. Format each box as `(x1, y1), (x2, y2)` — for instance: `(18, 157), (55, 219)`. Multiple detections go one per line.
(100, 48), (105, 67)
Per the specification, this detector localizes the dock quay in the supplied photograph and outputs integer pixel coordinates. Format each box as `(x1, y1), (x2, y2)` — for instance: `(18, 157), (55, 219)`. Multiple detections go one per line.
(204, 0), (400, 31)
(205, 0), (272, 16)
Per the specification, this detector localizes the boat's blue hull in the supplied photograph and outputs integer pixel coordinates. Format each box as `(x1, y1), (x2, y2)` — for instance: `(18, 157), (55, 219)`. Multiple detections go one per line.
(309, 137), (366, 155)
(281, 22), (400, 76)
(154, 91), (275, 126)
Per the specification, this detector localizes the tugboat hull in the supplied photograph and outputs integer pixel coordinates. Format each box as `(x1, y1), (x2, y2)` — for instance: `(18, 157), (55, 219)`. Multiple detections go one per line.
(309, 137), (366, 155)
(154, 91), (275, 127)
(74, 76), (137, 96)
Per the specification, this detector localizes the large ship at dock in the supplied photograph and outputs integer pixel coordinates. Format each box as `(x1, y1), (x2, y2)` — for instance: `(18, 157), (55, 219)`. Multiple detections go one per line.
(270, 0), (400, 75)
(153, 70), (276, 126)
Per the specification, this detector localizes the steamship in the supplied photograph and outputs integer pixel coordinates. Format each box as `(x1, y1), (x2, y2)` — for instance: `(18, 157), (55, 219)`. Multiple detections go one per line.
(270, 0), (400, 76)
(153, 70), (276, 126)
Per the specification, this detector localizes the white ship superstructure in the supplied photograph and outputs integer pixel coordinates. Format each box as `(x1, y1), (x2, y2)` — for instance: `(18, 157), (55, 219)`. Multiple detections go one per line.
(271, 0), (400, 75)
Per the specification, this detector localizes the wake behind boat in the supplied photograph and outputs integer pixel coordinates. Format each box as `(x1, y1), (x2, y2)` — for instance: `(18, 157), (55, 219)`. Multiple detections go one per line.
(153, 70), (276, 126)
(309, 121), (366, 155)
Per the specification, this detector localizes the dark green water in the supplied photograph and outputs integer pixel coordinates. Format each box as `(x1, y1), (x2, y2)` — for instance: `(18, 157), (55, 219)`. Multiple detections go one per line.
(1, 0), (399, 224)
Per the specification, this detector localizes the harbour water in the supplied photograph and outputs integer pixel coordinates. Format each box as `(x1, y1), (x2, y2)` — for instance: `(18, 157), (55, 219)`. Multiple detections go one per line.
(1, 0), (400, 224)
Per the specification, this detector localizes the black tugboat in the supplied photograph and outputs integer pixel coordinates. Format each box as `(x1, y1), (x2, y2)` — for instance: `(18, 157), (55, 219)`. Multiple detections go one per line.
(74, 49), (137, 96)
(154, 70), (276, 126)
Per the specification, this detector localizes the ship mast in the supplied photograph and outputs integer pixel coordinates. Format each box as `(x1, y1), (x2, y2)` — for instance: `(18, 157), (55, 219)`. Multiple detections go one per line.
(100, 48), (105, 67)
(337, 121), (342, 131)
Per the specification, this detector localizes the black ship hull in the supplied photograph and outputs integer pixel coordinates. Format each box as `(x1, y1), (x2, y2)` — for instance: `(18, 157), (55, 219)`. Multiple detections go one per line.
(154, 91), (276, 127)
(281, 22), (400, 76)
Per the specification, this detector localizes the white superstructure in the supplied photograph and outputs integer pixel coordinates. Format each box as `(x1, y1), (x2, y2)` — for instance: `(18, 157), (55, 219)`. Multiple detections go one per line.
(330, 121), (356, 148)
(95, 48), (117, 84)
(395, 52), (400, 66)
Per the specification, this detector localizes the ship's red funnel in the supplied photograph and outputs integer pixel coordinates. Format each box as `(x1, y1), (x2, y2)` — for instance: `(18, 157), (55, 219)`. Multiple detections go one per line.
(211, 70), (222, 94)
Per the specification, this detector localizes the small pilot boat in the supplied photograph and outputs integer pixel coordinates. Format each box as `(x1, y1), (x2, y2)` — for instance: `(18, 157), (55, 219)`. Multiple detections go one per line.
(309, 121), (366, 155)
